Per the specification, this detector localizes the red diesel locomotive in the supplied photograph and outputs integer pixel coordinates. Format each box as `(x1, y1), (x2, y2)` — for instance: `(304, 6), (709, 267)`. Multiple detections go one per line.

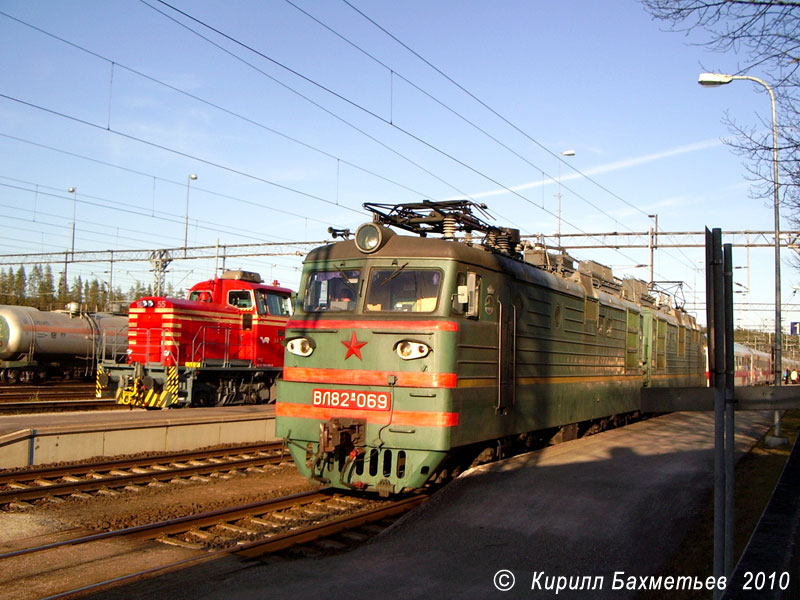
(97, 270), (293, 408)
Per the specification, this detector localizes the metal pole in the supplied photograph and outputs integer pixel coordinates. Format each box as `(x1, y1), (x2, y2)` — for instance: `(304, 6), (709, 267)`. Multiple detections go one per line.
(768, 83), (784, 437)
(723, 243), (735, 576)
(62, 251), (68, 298)
(648, 214), (658, 287)
(556, 150), (575, 248)
(698, 73), (782, 435)
(707, 228), (726, 594)
(557, 160), (562, 247)
(68, 187), (77, 259)
(183, 174), (197, 258)
(108, 252), (114, 303)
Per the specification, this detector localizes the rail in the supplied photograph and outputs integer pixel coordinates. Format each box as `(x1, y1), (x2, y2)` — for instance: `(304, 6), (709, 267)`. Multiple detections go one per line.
(3, 487), (427, 598)
(0, 442), (286, 505)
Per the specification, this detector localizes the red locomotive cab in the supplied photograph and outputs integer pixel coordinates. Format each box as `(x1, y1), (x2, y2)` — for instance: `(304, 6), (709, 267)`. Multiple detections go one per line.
(186, 271), (293, 367)
(125, 270), (293, 370)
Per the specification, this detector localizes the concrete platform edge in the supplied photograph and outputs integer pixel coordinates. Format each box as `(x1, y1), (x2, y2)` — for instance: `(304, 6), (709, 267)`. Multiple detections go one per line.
(0, 415), (277, 469)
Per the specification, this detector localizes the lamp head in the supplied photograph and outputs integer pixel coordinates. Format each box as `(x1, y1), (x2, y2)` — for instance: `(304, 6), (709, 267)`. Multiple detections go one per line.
(698, 72), (733, 87)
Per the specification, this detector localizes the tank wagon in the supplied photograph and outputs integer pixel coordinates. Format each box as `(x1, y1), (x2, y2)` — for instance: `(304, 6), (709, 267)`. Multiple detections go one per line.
(98, 270), (292, 408)
(275, 200), (706, 495)
(0, 304), (127, 383)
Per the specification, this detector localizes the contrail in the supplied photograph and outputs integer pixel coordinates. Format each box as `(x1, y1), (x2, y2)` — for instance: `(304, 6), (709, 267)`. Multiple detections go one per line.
(470, 138), (724, 200)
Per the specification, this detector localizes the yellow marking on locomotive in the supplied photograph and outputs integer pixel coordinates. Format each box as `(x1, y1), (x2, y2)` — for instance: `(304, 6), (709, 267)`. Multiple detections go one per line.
(95, 364), (105, 398)
(165, 366), (179, 405)
(115, 369), (180, 408)
(185, 361), (202, 368)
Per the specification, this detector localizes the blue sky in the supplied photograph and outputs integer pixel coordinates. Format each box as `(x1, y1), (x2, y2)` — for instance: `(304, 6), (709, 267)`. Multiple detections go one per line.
(0, 0), (792, 329)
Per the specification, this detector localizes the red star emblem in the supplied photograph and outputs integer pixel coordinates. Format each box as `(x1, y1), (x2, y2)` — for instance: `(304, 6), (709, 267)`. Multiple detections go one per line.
(342, 331), (368, 360)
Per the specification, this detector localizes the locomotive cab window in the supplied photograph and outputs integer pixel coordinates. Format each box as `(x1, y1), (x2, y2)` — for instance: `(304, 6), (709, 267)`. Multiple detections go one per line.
(303, 269), (360, 312)
(228, 290), (253, 309)
(188, 289), (213, 302)
(453, 271), (480, 318)
(365, 268), (442, 313)
(255, 290), (293, 316)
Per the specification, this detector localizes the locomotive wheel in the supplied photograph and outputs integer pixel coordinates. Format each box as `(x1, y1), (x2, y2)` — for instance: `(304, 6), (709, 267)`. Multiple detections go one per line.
(192, 383), (220, 407)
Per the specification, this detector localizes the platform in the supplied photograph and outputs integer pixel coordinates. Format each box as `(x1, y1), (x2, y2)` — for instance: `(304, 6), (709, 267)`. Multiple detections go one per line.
(94, 410), (775, 599)
(0, 406), (276, 469)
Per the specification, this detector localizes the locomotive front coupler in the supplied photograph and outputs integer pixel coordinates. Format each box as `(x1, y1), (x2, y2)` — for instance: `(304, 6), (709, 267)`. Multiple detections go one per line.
(310, 418), (367, 485)
(319, 417), (366, 453)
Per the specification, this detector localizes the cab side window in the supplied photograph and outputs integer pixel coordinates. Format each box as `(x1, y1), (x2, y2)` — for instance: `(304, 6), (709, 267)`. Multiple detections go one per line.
(228, 290), (253, 309)
(453, 271), (481, 318)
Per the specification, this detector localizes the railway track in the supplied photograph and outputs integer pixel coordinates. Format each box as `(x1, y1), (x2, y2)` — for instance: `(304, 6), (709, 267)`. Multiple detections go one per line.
(1, 487), (428, 598)
(0, 399), (123, 413)
(0, 383), (96, 401)
(0, 442), (287, 506)
(0, 383), (110, 413)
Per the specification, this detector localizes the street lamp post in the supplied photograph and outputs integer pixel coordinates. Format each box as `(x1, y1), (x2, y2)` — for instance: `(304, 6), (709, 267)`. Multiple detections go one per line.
(65, 187), (77, 297)
(68, 187), (77, 259)
(698, 73), (783, 396)
(557, 150), (575, 247)
(699, 72), (784, 586)
(183, 174), (198, 257)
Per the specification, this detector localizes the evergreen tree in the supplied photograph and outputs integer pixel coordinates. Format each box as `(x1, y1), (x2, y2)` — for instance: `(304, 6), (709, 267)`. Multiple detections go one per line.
(70, 276), (83, 304)
(13, 266), (26, 305)
(99, 280), (109, 309)
(0, 269), (7, 304)
(27, 265), (42, 308)
(41, 265), (55, 309)
(86, 279), (100, 310)
(56, 270), (68, 306)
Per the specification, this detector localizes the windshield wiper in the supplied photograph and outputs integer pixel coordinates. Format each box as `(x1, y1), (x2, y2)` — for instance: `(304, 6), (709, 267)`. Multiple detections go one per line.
(380, 262), (409, 286)
(335, 266), (358, 292)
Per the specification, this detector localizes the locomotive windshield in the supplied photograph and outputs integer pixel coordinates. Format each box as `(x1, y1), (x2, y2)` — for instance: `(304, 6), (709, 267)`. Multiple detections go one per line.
(256, 290), (293, 316)
(365, 268), (441, 313)
(303, 269), (360, 312)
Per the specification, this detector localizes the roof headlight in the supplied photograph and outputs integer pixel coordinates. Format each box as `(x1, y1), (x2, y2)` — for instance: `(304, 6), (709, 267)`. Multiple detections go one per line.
(355, 222), (393, 254)
(286, 337), (314, 357)
(395, 340), (431, 360)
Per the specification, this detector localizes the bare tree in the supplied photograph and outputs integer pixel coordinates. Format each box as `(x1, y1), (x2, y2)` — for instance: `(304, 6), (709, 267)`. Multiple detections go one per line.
(643, 0), (800, 225)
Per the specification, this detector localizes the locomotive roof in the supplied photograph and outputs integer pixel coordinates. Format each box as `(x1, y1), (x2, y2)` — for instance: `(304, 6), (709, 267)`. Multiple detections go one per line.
(306, 230), (697, 328)
(306, 234), (496, 265)
(188, 275), (293, 295)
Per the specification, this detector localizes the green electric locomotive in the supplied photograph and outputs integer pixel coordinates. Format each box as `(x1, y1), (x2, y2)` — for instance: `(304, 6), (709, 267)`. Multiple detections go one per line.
(275, 201), (706, 495)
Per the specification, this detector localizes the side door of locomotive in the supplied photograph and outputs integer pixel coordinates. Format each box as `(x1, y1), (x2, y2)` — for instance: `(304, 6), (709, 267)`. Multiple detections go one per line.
(497, 289), (518, 416)
(253, 290), (290, 367)
(228, 289), (256, 362)
(490, 276), (520, 416)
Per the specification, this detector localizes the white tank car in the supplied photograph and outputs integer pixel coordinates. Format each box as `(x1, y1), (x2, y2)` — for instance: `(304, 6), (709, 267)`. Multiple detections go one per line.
(0, 304), (128, 382)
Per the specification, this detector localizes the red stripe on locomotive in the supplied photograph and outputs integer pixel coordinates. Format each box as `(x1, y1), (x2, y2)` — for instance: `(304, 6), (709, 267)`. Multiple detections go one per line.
(275, 401), (460, 427)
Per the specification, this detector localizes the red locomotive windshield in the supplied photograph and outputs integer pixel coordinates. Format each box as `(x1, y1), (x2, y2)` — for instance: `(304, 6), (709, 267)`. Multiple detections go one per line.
(255, 290), (292, 316)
